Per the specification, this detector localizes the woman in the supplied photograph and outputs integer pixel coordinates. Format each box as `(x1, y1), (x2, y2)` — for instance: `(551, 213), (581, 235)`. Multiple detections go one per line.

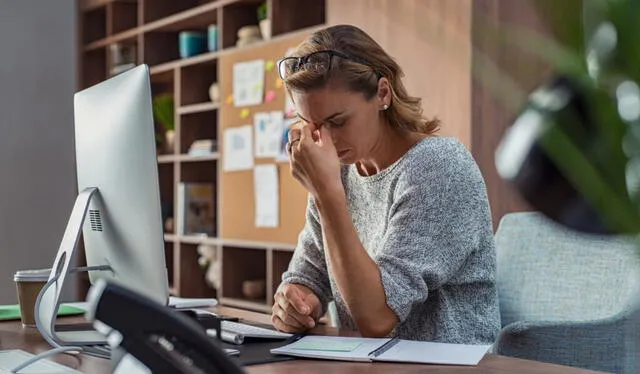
(272, 24), (500, 344)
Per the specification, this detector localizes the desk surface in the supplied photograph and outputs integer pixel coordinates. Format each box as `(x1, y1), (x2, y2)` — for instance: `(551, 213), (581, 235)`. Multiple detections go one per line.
(0, 306), (602, 373)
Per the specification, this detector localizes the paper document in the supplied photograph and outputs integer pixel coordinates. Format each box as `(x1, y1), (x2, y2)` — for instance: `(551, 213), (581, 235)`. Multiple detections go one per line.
(0, 350), (83, 373)
(271, 335), (491, 366)
(168, 297), (218, 309)
(254, 164), (279, 227)
(223, 125), (254, 172)
(275, 118), (299, 163)
(233, 59), (265, 107)
(254, 111), (285, 158)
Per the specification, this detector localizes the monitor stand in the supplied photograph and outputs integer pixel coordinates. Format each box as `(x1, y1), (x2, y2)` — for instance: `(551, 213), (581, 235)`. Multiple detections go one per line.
(34, 187), (113, 352)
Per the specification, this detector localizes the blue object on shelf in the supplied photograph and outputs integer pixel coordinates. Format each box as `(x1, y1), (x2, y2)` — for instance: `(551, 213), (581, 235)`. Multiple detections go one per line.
(207, 24), (219, 52)
(179, 31), (206, 59)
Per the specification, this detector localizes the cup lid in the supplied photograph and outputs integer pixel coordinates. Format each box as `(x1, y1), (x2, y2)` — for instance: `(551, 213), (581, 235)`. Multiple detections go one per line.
(14, 268), (51, 282)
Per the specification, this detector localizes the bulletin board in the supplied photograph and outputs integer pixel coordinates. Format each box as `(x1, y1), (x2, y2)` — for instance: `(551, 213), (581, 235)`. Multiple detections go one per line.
(219, 32), (311, 244)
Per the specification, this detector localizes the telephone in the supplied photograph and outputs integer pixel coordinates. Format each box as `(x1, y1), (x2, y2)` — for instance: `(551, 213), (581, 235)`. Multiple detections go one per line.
(85, 279), (245, 374)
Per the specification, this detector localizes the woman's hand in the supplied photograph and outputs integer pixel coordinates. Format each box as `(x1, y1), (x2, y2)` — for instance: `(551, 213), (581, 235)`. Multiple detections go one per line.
(287, 124), (343, 200)
(272, 283), (322, 333)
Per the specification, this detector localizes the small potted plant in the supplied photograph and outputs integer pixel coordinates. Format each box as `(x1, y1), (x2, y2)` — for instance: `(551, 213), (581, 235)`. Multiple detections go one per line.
(152, 95), (175, 154)
(257, 1), (270, 40)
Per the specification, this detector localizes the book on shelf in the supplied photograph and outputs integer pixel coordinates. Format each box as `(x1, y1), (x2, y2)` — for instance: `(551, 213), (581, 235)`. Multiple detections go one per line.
(188, 139), (217, 156)
(177, 183), (216, 236)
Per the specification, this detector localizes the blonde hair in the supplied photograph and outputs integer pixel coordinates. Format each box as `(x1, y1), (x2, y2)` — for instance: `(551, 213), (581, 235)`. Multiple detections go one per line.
(283, 25), (439, 135)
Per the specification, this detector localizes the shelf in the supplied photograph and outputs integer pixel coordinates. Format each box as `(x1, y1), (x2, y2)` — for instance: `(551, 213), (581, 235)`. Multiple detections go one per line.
(157, 154), (177, 163)
(175, 236), (297, 251)
(144, 26), (321, 74)
(179, 153), (220, 162)
(180, 235), (221, 245)
(159, 153), (219, 163)
(149, 50), (220, 75)
(178, 102), (220, 115)
(81, 0), (136, 11)
(218, 25), (324, 57)
(219, 297), (271, 313)
(78, 0), (323, 308)
(82, 0), (283, 52)
(144, 1), (220, 33)
(222, 238), (296, 251)
(164, 234), (178, 242)
(84, 27), (140, 51)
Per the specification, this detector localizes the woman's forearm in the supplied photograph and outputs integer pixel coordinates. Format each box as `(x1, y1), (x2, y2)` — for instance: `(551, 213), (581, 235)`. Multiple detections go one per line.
(315, 191), (398, 337)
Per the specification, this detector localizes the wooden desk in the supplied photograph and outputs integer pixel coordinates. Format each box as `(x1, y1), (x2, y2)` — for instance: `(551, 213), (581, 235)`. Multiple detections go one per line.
(0, 306), (602, 373)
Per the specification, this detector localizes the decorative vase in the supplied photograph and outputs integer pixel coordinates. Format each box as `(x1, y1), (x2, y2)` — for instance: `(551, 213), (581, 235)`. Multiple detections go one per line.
(208, 82), (220, 103)
(242, 279), (266, 300)
(259, 19), (271, 40)
(236, 25), (262, 48)
(165, 129), (175, 153)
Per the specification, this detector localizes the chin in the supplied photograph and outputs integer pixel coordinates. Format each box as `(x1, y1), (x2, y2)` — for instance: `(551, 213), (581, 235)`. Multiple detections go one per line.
(338, 153), (356, 165)
(337, 149), (356, 164)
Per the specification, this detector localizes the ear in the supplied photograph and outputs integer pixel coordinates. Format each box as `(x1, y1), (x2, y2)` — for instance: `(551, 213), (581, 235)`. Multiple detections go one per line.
(376, 77), (392, 109)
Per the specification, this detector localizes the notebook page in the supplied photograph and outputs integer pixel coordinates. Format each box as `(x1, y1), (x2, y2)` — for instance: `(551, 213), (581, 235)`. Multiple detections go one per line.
(0, 350), (83, 373)
(271, 336), (390, 362)
(375, 340), (492, 366)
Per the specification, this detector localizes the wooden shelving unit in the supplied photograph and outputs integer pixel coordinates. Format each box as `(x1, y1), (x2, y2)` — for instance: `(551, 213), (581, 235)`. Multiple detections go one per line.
(78, 0), (325, 311)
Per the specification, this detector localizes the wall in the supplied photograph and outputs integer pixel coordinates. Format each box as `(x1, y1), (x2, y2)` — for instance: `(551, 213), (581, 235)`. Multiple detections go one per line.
(0, 0), (77, 303)
(326, 0), (472, 147)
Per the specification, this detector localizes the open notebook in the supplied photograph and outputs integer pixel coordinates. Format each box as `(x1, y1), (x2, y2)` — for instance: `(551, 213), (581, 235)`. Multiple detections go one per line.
(271, 336), (492, 366)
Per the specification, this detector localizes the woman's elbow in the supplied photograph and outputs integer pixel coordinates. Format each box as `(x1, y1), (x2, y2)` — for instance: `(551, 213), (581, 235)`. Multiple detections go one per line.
(358, 314), (398, 338)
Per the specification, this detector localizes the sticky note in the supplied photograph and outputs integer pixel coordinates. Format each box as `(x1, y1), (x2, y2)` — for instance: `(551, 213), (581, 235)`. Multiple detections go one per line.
(240, 108), (250, 119)
(275, 79), (283, 89)
(265, 60), (275, 71)
(225, 94), (234, 105)
(290, 340), (362, 352)
(265, 90), (277, 102)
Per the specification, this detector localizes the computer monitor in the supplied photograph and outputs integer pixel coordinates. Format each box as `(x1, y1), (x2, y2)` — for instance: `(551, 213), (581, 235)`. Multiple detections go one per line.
(35, 64), (169, 349)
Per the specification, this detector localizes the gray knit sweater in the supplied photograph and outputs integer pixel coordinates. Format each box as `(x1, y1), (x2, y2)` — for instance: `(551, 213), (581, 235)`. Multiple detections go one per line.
(281, 137), (501, 344)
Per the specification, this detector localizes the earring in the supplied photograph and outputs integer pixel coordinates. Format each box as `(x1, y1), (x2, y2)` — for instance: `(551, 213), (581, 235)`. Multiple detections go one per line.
(382, 104), (389, 110)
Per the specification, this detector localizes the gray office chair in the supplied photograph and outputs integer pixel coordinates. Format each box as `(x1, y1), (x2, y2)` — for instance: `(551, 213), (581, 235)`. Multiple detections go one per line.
(493, 212), (640, 373)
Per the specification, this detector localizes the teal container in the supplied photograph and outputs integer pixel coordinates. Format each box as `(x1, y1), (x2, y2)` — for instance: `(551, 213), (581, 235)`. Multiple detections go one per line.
(179, 31), (206, 58)
(207, 24), (219, 52)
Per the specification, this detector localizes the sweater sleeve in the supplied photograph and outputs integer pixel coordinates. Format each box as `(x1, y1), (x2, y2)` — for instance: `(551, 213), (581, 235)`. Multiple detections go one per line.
(374, 148), (492, 323)
(280, 196), (332, 314)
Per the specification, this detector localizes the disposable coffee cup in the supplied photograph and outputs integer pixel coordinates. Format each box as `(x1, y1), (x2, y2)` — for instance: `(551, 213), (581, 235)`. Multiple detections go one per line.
(14, 269), (51, 327)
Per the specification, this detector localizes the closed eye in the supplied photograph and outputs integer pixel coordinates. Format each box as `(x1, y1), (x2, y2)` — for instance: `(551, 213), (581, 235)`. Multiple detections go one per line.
(326, 118), (346, 128)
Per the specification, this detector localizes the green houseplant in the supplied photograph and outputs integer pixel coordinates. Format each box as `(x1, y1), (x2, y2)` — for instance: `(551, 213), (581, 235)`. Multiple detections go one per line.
(152, 94), (175, 154)
(501, 0), (640, 241)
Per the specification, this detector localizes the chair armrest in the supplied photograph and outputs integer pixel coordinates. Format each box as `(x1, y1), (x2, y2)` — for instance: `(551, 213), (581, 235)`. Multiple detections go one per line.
(494, 317), (631, 373)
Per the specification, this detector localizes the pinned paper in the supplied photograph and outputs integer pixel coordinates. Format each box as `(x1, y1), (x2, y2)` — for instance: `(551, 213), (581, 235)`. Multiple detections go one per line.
(265, 90), (277, 102)
(233, 59), (265, 107)
(223, 125), (253, 172)
(254, 164), (279, 227)
(240, 108), (250, 119)
(265, 60), (275, 71)
(275, 79), (283, 89)
(276, 117), (299, 163)
(225, 94), (234, 105)
(255, 111), (285, 158)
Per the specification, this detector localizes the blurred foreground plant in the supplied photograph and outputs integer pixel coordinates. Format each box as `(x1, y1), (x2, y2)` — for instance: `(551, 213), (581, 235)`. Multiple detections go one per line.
(489, 0), (640, 240)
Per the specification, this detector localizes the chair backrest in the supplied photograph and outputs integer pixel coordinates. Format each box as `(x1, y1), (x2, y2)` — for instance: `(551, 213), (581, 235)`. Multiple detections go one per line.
(495, 212), (640, 326)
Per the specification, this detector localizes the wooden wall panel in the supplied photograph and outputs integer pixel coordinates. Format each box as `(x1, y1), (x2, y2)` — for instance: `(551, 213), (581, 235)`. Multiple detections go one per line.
(471, 0), (561, 227)
(326, 0), (472, 147)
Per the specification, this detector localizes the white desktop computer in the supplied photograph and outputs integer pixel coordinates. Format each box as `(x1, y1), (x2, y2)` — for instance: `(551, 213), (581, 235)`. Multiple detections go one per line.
(35, 64), (169, 354)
